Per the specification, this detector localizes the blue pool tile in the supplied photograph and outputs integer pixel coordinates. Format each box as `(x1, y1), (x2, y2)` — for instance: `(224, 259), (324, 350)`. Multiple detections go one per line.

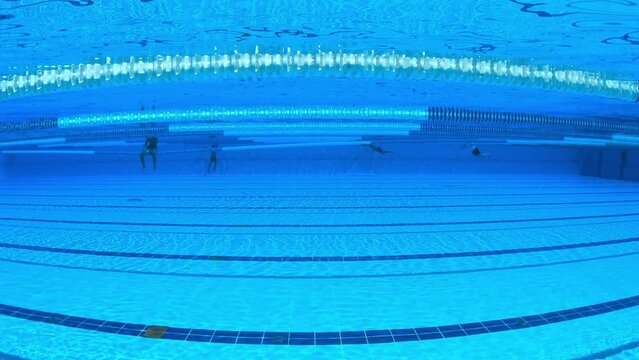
(485, 324), (509, 333)
(393, 334), (419, 342)
(438, 325), (463, 332)
(524, 318), (548, 326)
(186, 334), (212, 342)
(289, 332), (314, 339)
(592, 307), (612, 314)
(210, 336), (237, 344)
(367, 335), (395, 344)
(561, 312), (583, 320)
(441, 330), (466, 338)
(167, 327), (191, 334)
(102, 321), (126, 328)
(539, 311), (563, 319)
(315, 332), (340, 339)
(460, 322), (485, 330)
(117, 328), (142, 336)
(162, 333), (189, 341)
(501, 318), (522, 326)
(97, 326), (122, 334)
(341, 331), (366, 338)
(215, 330), (239, 337)
(264, 332), (289, 337)
(365, 329), (391, 337)
(417, 332), (443, 340)
(391, 329), (417, 336)
(543, 316), (564, 323)
(289, 338), (315, 345)
(238, 331), (263, 338)
(340, 337), (366, 345)
(30, 310), (49, 316)
(76, 322), (101, 330)
(190, 329), (216, 336)
(316, 337), (343, 345)
(236, 337), (263, 344)
(44, 315), (67, 324)
(481, 320), (505, 327)
(59, 319), (83, 327)
(505, 319), (532, 329)
(579, 309), (598, 316)
(82, 319), (105, 326)
(414, 327), (440, 334)
(263, 333), (289, 345)
(464, 327), (489, 335)
(573, 306), (593, 313)
(607, 303), (626, 310)
(2, 288), (639, 347)
(27, 314), (47, 322)
(61, 316), (84, 323)
(122, 323), (147, 331)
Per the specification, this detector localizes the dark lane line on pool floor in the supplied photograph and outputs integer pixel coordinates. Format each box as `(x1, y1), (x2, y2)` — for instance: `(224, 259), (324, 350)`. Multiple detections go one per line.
(1, 295), (637, 345)
(2, 212), (639, 228)
(1, 199), (638, 211)
(1, 190), (639, 199)
(2, 250), (638, 279)
(2, 218), (639, 236)
(2, 236), (638, 262)
(575, 339), (639, 360)
(0, 184), (634, 191)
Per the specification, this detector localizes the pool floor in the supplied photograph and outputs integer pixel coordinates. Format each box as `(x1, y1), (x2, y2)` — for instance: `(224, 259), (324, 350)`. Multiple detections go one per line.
(1, 174), (638, 359)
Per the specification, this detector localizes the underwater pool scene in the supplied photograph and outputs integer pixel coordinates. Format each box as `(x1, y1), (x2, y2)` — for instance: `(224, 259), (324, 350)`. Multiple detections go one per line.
(1, 1), (639, 359)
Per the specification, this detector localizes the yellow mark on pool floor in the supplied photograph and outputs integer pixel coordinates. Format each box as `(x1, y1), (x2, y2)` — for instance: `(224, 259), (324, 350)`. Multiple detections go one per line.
(142, 326), (169, 338)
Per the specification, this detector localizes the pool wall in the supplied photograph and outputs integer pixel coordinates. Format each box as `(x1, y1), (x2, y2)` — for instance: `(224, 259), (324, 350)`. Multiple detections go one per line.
(1, 143), (580, 177)
(580, 147), (639, 181)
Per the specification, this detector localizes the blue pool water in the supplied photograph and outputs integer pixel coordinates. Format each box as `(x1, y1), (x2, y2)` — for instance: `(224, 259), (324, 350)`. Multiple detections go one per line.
(1, 1), (639, 359)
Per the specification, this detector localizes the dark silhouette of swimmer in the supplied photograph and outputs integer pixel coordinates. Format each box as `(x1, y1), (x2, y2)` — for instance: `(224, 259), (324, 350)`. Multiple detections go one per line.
(471, 145), (490, 157)
(140, 136), (158, 171)
(368, 143), (392, 154)
(208, 144), (218, 173)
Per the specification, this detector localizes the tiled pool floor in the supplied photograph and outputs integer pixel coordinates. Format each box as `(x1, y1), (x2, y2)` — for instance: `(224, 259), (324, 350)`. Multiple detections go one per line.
(0, 174), (638, 359)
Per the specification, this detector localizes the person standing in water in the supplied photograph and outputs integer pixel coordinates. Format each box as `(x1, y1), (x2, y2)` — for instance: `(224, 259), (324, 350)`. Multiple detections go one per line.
(140, 136), (158, 171)
(208, 143), (218, 173)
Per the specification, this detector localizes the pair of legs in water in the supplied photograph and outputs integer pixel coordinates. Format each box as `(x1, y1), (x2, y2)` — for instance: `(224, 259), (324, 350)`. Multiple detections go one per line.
(140, 137), (158, 171)
(208, 145), (217, 173)
(140, 138), (218, 173)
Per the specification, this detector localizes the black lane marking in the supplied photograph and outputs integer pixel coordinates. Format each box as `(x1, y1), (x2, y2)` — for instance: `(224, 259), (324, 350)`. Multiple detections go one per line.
(1, 250), (638, 279)
(1, 212), (639, 228)
(1, 236), (638, 262)
(1, 191), (639, 199)
(0, 199), (638, 210)
(1, 293), (638, 345)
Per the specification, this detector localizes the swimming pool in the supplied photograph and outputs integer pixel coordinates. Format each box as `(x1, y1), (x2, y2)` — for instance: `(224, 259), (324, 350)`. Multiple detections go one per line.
(1, 1), (638, 359)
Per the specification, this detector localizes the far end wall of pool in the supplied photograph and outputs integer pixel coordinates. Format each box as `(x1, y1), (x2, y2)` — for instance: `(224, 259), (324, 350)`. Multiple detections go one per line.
(0, 143), (638, 180)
